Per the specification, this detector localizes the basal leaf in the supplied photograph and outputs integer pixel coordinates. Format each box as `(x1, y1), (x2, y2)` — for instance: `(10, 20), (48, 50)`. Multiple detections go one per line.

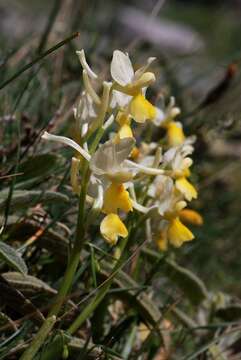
(0, 242), (28, 275)
(0, 190), (69, 212)
(17, 154), (64, 183)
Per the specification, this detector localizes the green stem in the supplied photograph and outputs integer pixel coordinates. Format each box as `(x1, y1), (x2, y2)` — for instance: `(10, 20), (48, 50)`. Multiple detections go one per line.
(20, 316), (56, 360)
(49, 162), (89, 316)
(21, 162), (89, 360)
(67, 233), (130, 335)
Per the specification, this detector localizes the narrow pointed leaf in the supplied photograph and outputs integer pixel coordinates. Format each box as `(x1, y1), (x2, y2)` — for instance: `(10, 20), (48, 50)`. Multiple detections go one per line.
(0, 242), (27, 275)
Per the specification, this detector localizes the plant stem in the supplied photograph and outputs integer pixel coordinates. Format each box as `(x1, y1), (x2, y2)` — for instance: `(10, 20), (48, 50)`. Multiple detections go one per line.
(49, 162), (89, 316)
(21, 162), (89, 360)
(67, 233), (130, 335)
(20, 316), (56, 360)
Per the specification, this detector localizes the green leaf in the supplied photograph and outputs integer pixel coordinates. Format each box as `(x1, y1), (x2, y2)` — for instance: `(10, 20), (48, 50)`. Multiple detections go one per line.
(0, 190), (69, 212)
(2, 272), (56, 296)
(18, 154), (62, 180)
(0, 242), (27, 275)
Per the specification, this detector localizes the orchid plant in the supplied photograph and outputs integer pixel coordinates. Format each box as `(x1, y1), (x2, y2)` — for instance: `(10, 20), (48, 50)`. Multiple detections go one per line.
(25, 49), (203, 355)
(43, 49), (201, 249)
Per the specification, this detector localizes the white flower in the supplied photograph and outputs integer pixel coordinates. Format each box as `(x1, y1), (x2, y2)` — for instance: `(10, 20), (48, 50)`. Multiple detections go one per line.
(163, 144), (193, 175)
(153, 97), (181, 126)
(74, 91), (97, 126)
(110, 51), (166, 125)
(90, 138), (135, 183)
(148, 175), (174, 215)
(111, 50), (156, 88)
(110, 89), (132, 109)
(42, 132), (166, 185)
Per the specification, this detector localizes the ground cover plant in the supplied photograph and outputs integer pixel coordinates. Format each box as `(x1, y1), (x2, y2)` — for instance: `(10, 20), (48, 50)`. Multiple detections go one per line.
(1, 1), (241, 359)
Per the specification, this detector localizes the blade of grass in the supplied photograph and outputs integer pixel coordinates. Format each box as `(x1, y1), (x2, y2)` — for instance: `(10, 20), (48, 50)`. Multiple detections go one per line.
(19, 316), (56, 360)
(0, 32), (79, 90)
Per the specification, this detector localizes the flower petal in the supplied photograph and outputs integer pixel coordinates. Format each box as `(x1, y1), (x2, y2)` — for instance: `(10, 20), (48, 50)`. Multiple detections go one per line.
(176, 177), (197, 201)
(168, 218), (194, 247)
(117, 124), (133, 140)
(110, 90), (132, 108)
(41, 132), (91, 161)
(100, 213), (128, 245)
(90, 138), (135, 176)
(166, 121), (185, 147)
(76, 50), (98, 79)
(124, 159), (164, 176)
(134, 57), (156, 80)
(111, 50), (134, 86)
(179, 209), (203, 226)
(130, 94), (156, 123)
(103, 183), (133, 214)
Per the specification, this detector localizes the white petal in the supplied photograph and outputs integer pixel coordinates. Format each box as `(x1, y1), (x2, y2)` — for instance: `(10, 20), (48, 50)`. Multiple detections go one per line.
(163, 148), (177, 163)
(41, 132), (91, 161)
(111, 50), (134, 86)
(75, 91), (97, 124)
(124, 159), (164, 175)
(90, 138), (135, 175)
(82, 70), (101, 104)
(134, 56), (156, 80)
(76, 50), (98, 79)
(153, 107), (165, 126)
(92, 184), (104, 210)
(81, 123), (89, 137)
(110, 90), (132, 108)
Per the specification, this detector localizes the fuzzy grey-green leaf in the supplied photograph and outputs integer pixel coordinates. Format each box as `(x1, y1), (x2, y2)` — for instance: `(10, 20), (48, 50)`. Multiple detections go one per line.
(0, 190), (69, 213)
(0, 242), (28, 275)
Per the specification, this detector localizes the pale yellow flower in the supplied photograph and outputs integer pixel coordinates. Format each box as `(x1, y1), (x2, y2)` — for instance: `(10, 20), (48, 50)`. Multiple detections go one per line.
(110, 50), (163, 123)
(100, 214), (128, 245)
(175, 176), (198, 201)
(179, 209), (203, 226)
(102, 183), (133, 214)
(165, 121), (185, 147)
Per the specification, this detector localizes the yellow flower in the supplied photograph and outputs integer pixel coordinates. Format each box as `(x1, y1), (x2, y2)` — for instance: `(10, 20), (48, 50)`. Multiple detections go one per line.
(118, 123), (133, 139)
(155, 216), (194, 251)
(166, 121), (185, 147)
(116, 111), (130, 127)
(102, 183), (133, 214)
(167, 217), (194, 247)
(179, 209), (203, 226)
(130, 146), (140, 160)
(130, 93), (156, 123)
(156, 230), (168, 251)
(113, 111), (134, 142)
(100, 213), (128, 245)
(175, 177), (197, 201)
